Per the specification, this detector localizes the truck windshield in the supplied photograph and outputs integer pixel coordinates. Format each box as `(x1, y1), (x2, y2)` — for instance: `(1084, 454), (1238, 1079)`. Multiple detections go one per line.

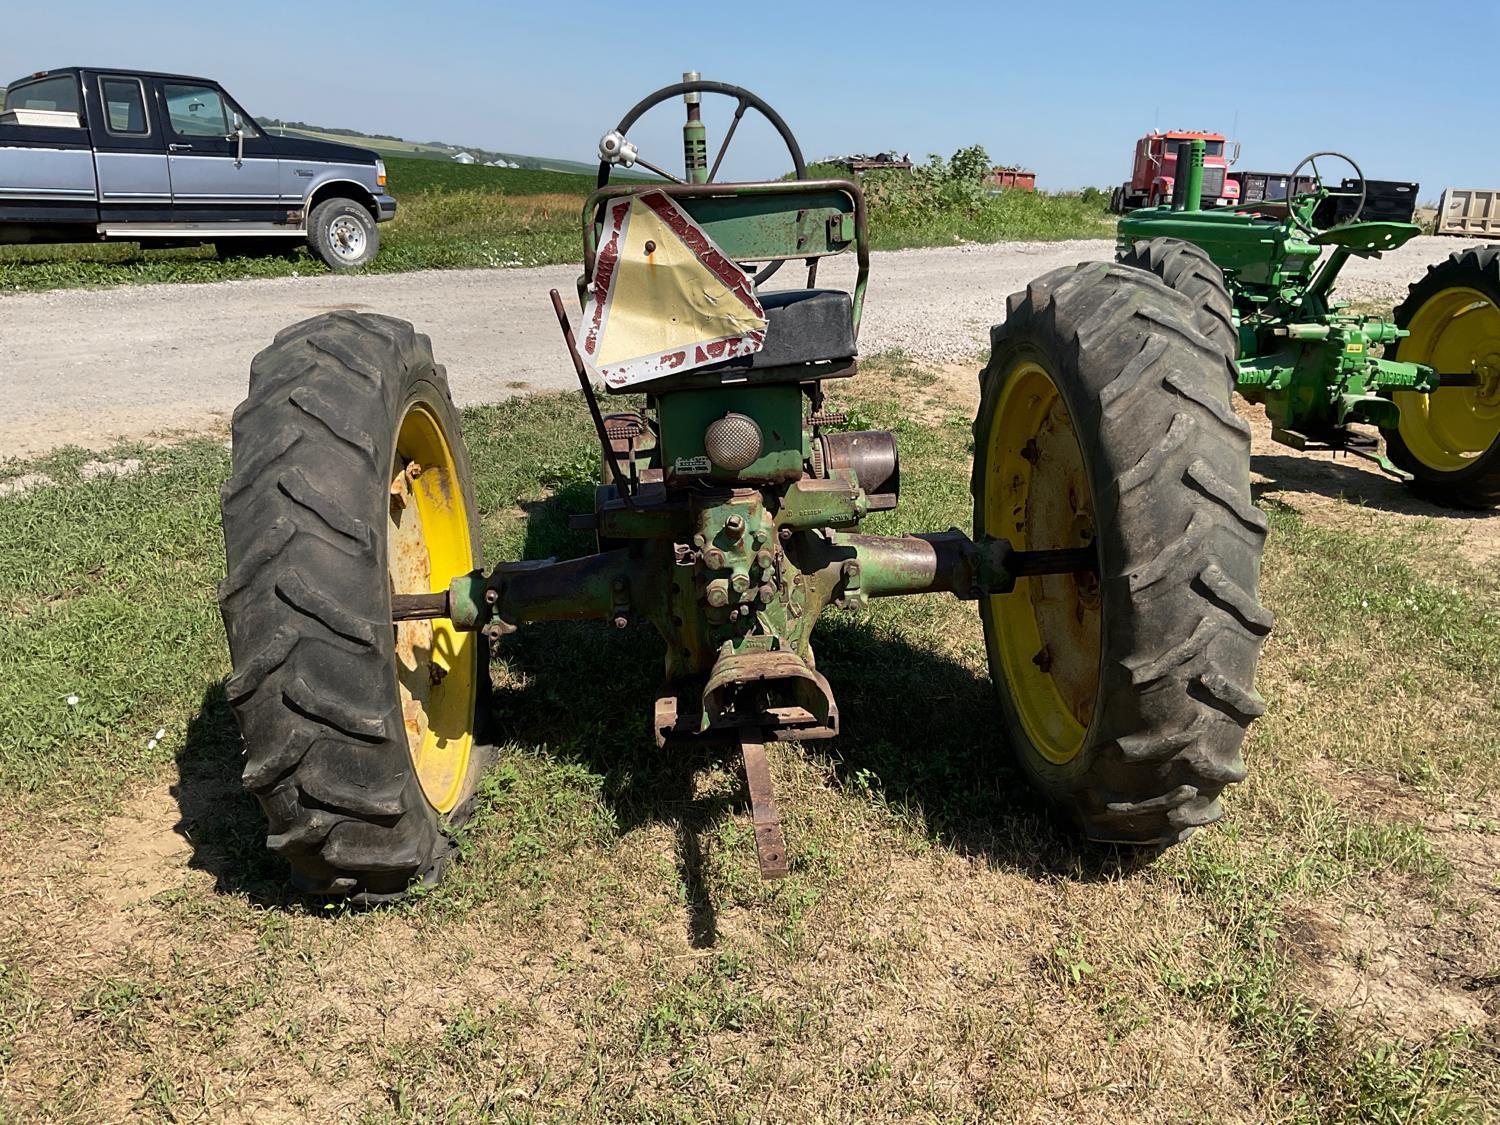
(5, 75), (81, 114)
(1162, 138), (1226, 159)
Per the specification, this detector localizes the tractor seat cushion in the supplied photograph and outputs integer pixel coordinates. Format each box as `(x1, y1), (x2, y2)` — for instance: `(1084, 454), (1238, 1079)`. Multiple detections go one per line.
(713, 288), (856, 372)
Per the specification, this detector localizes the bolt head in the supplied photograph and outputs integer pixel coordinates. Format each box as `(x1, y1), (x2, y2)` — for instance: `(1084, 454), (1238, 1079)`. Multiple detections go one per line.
(704, 548), (726, 570)
(758, 583), (776, 603)
(730, 573), (750, 593)
(779, 526), (793, 541)
(755, 549), (774, 570)
(613, 615), (629, 629)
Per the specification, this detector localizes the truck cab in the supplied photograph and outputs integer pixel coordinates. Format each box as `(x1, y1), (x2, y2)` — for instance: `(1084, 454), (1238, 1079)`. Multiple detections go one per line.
(1113, 130), (1240, 213)
(0, 67), (397, 268)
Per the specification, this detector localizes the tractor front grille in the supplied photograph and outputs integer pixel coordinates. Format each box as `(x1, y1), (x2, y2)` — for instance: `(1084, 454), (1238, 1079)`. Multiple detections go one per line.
(1201, 165), (1225, 202)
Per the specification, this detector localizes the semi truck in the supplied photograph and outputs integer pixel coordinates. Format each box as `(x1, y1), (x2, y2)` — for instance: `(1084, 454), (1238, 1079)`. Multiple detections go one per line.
(1109, 130), (1239, 213)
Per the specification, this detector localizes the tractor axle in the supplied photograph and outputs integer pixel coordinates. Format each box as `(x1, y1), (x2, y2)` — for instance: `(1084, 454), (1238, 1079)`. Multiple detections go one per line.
(388, 535), (1097, 625)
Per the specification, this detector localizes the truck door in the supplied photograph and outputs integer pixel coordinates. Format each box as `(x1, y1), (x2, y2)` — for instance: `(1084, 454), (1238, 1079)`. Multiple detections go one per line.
(157, 80), (283, 223)
(85, 73), (172, 225)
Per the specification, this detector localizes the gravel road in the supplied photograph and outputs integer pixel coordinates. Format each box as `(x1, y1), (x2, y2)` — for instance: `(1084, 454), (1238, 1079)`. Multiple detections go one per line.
(0, 235), (1463, 458)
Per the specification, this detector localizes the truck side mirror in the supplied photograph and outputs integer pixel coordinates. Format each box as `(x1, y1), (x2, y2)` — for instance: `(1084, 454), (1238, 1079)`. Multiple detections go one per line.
(230, 112), (244, 165)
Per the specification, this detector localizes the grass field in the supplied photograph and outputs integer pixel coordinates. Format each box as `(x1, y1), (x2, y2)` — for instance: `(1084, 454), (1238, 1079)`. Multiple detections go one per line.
(0, 155), (1114, 295)
(0, 359), (1496, 1122)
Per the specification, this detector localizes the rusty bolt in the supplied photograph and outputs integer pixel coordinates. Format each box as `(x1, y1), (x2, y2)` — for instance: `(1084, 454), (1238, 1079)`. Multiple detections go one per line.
(724, 515), (745, 539)
(730, 573), (751, 594)
(613, 615), (629, 630)
(405, 461), (423, 480)
(755, 549), (774, 570)
(705, 579), (730, 608)
(692, 533), (707, 549)
(703, 547), (726, 570)
(484, 587), (499, 604)
(758, 583), (776, 603)
(842, 560), (860, 580)
(644, 239), (657, 254)
(779, 526), (793, 542)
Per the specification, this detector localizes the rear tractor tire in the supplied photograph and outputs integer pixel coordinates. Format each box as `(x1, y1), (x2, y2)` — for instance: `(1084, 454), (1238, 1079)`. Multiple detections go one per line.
(1118, 237), (1239, 366)
(973, 262), (1271, 845)
(218, 311), (489, 901)
(1385, 246), (1500, 509)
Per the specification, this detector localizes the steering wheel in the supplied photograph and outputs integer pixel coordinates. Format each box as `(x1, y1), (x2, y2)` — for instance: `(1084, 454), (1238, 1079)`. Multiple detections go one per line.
(1287, 151), (1367, 235)
(596, 79), (809, 286)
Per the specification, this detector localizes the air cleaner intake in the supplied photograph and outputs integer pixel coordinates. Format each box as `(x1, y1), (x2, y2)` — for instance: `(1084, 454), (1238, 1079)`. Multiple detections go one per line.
(704, 412), (763, 471)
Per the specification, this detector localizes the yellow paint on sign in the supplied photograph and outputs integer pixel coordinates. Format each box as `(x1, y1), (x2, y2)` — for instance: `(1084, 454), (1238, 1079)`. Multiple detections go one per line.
(592, 196), (767, 369)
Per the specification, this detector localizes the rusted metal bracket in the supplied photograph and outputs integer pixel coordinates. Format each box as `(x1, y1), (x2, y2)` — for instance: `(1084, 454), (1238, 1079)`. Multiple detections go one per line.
(739, 730), (789, 880)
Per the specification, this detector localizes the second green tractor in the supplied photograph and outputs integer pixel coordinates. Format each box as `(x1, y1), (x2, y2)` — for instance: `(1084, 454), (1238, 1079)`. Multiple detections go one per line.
(1117, 140), (1500, 509)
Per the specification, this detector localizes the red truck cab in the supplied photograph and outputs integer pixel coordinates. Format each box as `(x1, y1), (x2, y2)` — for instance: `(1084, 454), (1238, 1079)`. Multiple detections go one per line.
(1113, 130), (1240, 212)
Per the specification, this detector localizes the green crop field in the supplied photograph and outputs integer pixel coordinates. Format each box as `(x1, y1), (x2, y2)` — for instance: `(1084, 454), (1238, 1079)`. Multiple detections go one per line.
(0, 153), (1115, 295)
(0, 357), (1496, 1122)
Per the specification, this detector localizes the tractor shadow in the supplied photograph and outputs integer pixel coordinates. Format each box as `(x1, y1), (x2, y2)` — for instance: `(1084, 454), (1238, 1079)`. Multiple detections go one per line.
(488, 487), (1151, 945)
(1251, 450), (1493, 523)
(171, 681), (298, 905)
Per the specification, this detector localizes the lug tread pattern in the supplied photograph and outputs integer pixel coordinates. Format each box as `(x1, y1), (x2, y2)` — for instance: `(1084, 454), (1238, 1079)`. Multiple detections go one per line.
(1119, 238), (1239, 368)
(974, 261), (1270, 845)
(218, 311), (487, 901)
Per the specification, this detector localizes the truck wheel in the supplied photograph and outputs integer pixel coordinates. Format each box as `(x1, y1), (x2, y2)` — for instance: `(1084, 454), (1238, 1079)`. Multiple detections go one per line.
(1118, 237), (1239, 366)
(972, 262), (1271, 845)
(1385, 246), (1500, 510)
(307, 198), (380, 269)
(219, 311), (489, 901)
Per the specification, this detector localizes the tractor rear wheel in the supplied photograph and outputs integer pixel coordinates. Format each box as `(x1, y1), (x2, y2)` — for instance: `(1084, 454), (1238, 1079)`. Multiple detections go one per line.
(1386, 246), (1500, 509)
(973, 262), (1271, 845)
(1118, 237), (1239, 366)
(218, 311), (489, 901)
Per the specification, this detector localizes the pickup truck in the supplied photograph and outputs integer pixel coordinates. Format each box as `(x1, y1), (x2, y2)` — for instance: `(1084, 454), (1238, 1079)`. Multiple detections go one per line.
(0, 67), (397, 268)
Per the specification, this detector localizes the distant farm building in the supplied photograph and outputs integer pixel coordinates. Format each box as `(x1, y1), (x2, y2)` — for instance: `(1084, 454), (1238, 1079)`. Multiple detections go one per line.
(451, 152), (476, 165)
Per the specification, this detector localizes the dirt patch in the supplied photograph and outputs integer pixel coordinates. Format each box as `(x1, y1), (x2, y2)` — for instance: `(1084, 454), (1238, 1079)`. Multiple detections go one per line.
(1238, 397), (1500, 568)
(1287, 762), (1500, 1037)
(1286, 900), (1491, 1040)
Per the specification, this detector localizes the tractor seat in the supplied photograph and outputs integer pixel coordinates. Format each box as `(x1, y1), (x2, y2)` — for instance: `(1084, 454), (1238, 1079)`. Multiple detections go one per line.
(712, 288), (856, 373)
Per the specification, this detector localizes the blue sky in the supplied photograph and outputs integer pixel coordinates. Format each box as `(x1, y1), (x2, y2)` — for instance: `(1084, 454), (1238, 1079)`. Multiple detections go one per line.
(5, 0), (1495, 197)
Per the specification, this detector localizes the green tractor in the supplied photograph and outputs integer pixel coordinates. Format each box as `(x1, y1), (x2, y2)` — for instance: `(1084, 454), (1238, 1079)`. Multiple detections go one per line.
(1117, 141), (1500, 509)
(217, 79), (1270, 902)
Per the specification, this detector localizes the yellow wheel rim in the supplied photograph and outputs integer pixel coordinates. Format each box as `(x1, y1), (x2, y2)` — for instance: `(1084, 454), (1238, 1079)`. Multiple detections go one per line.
(982, 360), (1101, 765)
(1393, 285), (1500, 471)
(389, 403), (478, 814)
